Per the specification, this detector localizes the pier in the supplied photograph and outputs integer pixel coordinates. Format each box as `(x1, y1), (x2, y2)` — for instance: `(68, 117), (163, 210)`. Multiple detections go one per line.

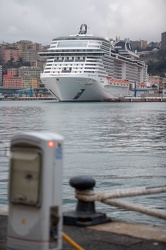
(1, 96), (166, 102)
(1, 176), (166, 250)
(0, 96), (57, 101)
(102, 97), (166, 102)
(0, 208), (166, 249)
(1, 210), (166, 250)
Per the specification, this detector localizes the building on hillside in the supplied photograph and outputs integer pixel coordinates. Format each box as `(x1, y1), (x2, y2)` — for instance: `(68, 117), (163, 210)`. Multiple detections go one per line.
(15, 40), (33, 55)
(148, 75), (162, 85)
(31, 43), (42, 51)
(14, 41), (42, 65)
(3, 74), (22, 88)
(30, 77), (39, 88)
(2, 48), (20, 62)
(15, 40), (42, 51)
(147, 42), (160, 49)
(141, 40), (148, 49)
(7, 68), (18, 76)
(21, 76), (39, 88)
(161, 32), (166, 50)
(0, 43), (10, 61)
(130, 40), (147, 50)
(22, 76), (31, 88)
(0, 65), (2, 86)
(18, 66), (41, 78)
(2, 67), (40, 89)
(0, 46), (2, 61)
(22, 50), (39, 63)
(159, 78), (166, 97)
(30, 60), (42, 68)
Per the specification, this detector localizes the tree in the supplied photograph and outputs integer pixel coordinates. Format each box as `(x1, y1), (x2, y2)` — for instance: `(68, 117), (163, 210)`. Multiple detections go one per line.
(16, 57), (23, 67)
(22, 61), (30, 66)
(6, 57), (14, 67)
(147, 50), (166, 76)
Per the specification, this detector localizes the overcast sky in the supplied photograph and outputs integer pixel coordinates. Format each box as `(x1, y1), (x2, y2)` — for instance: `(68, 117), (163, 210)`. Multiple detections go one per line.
(0, 0), (165, 45)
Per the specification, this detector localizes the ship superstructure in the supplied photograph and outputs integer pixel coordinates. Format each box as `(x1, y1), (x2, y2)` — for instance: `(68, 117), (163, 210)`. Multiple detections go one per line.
(39, 24), (148, 101)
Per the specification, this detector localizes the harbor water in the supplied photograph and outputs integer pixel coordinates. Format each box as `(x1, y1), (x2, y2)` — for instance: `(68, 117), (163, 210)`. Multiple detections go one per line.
(0, 100), (166, 226)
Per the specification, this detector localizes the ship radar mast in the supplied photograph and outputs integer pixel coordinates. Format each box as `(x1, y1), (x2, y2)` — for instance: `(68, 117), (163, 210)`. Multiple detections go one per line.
(79, 24), (87, 34)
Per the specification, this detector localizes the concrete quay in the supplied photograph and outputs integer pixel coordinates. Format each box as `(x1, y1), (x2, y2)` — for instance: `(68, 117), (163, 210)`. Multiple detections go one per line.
(0, 96), (166, 102)
(102, 97), (166, 102)
(0, 96), (57, 101)
(0, 214), (166, 250)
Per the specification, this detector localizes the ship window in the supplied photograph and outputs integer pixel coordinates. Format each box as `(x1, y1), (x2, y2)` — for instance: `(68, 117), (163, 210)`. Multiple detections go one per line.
(57, 41), (88, 48)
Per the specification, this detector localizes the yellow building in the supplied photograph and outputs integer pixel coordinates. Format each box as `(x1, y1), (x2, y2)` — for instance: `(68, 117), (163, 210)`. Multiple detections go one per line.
(22, 76), (31, 89)
(22, 76), (39, 89)
(30, 77), (39, 88)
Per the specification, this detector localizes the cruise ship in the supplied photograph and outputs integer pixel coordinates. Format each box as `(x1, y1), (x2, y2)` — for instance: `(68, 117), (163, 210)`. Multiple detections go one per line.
(39, 24), (148, 101)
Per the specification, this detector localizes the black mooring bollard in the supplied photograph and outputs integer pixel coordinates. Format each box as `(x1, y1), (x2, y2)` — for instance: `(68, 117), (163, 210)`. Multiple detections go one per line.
(63, 176), (110, 227)
(70, 175), (96, 213)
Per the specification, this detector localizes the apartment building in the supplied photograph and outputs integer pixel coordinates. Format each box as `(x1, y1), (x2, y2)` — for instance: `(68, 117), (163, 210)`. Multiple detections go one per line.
(18, 66), (41, 78)
(21, 76), (39, 88)
(18, 66), (41, 88)
(31, 43), (42, 51)
(0, 43), (9, 61)
(30, 77), (39, 88)
(15, 40), (33, 56)
(2, 66), (40, 88)
(7, 68), (18, 76)
(130, 40), (147, 50)
(0, 65), (2, 86)
(148, 75), (162, 85)
(22, 50), (38, 63)
(141, 40), (148, 49)
(0, 40), (43, 66)
(161, 32), (166, 50)
(2, 47), (20, 62)
(3, 74), (22, 88)
(22, 76), (31, 88)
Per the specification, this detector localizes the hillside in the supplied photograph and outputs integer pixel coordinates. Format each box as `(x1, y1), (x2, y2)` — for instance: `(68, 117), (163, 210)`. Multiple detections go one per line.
(140, 50), (166, 77)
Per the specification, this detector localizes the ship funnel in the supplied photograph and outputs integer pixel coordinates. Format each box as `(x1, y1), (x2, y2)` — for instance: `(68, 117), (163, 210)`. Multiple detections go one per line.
(79, 24), (87, 34)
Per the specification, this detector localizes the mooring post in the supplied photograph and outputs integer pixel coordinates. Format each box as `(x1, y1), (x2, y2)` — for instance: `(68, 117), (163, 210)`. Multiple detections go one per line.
(70, 175), (96, 213)
(63, 176), (110, 227)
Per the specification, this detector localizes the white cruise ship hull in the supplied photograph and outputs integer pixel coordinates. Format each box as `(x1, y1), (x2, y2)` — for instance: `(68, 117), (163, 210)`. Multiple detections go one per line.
(41, 74), (130, 101)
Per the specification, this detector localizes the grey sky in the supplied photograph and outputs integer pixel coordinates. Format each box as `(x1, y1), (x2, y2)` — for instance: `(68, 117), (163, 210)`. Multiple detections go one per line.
(0, 0), (165, 45)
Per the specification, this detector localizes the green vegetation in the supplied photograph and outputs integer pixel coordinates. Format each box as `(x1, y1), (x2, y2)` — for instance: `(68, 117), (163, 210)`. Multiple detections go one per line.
(141, 50), (166, 77)
(1, 57), (31, 74)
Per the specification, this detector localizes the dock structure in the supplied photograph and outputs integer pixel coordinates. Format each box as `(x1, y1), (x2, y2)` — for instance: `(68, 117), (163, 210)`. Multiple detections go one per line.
(64, 176), (166, 249)
(0, 96), (57, 101)
(0, 212), (166, 250)
(0, 175), (166, 249)
(0, 96), (166, 102)
(102, 97), (166, 102)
